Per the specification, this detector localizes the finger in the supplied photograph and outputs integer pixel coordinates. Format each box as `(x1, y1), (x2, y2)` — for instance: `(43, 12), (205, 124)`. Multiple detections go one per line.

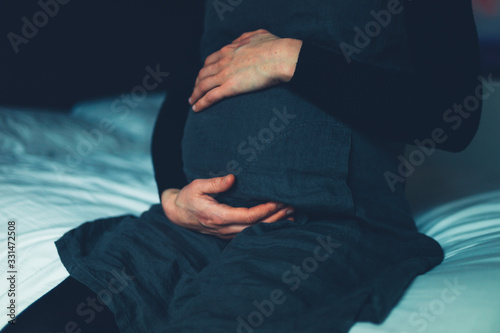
(199, 229), (236, 241)
(231, 31), (258, 44)
(232, 32), (255, 43)
(193, 174), (235, 195)
(203, 50), (223, 67)
(190, 75), (225, 110)
(233, 33), (270, 48)
(231, 29), (268, 44)
(235, 31), (275, 48)
(215, 224), (253, 236)
(233, 34), (262, 48)
(198, 222), (249, 239)
(260, 207), (295, 223)
(194, 63), (221, 88)
(192, 85), (234, 112)
(203, 43), (236, 67)
(234, 36), (254, 48)
(211, 201), (286, 226)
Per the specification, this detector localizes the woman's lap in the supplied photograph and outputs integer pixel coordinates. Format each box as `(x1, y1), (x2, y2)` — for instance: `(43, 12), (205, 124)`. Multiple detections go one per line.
(55, 205), (227, 332)
(167, 217), (363, 332)
(167, 216), (442, 332)
(51, 204), (441, 333)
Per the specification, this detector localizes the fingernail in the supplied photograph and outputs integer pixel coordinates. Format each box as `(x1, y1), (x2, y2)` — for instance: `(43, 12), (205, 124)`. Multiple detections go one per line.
(223, 175), (229, 183)
(192, 104), (197, 111)
(188, 97), (192, 104)
(277, 203), (285, 209)
(286, 209), (294, 215)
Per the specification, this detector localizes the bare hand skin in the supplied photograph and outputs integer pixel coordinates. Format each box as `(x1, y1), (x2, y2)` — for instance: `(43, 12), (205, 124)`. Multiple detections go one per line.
(161, 174), (295, 240)
(189, 29), (303, 112)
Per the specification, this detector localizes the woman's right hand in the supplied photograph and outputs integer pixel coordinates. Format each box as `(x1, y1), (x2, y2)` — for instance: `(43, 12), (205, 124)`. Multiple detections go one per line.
(161, 174), (295, 240)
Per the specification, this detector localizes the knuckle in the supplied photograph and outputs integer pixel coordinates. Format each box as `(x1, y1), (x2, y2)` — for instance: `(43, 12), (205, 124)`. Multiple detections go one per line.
(198, 79), (208, 90)
(195, 212), (206, 222)
(198, 215), (213, 227)
(211, 217), (224, 227)
(219, 66), (230, 77)
(243, 212), (255, 224)
(219, 57), (230, 67)
(218, 228), (230, 235)
(220, 229), (236, 237)
(216, 209), (228, 222)
(210, 62), (220, 72)
(205, 91), (217, 103)
(190, 178), (202, 188)
(198, 67), (206, 77)
(209, 177), (220, 190)
(204, 55), (213, 66)
(225, 77), (236, 89)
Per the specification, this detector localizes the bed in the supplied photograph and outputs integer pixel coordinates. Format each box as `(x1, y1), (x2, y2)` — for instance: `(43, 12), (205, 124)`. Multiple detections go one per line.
(1, 86), (499, 332)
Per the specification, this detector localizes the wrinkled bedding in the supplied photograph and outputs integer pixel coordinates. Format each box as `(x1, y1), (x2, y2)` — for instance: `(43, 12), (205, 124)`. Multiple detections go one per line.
(0, 95), (499, 332)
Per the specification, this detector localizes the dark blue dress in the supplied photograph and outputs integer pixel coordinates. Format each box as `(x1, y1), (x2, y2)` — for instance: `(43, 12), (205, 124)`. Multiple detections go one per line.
(56, 1), (443, 332)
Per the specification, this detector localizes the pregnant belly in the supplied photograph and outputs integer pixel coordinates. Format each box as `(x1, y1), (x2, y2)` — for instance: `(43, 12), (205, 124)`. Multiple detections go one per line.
(182, 85), (354, 216)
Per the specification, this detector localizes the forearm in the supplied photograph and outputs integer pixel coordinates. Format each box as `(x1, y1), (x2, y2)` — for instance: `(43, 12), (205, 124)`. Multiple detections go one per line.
(151, 90), (190, 197)
(151, 68), (200, 198)
(283, 0), (482, 152)
(151, 0), (205, 199)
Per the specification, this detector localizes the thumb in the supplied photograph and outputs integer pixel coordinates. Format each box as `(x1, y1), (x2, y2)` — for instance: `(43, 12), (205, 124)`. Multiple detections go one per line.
(200, 174), (235, 195)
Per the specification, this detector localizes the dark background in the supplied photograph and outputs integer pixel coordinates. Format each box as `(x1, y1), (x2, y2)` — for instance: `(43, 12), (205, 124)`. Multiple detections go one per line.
(0, 1), (498, 110)
(0, 0), (204, 110)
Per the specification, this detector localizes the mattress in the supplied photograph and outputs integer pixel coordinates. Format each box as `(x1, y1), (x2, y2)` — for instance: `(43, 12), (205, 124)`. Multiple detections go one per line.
(0, 94), (499, 332)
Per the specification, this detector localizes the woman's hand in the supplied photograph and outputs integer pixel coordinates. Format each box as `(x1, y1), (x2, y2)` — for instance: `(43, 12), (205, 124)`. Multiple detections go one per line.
(189, 29), (303, 112)
(161, 174), (295, 240)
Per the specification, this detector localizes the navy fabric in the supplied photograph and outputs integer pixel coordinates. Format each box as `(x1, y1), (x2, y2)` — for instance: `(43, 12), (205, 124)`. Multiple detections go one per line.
(200, 0), (413, 71)
(182, 85), (355, 218)
(56, 205), (442, 333)
(55, 1), (444, 332)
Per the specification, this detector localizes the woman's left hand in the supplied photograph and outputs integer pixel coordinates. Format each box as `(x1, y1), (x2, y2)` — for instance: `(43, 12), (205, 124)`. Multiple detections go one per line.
(189, 29), (303, 112)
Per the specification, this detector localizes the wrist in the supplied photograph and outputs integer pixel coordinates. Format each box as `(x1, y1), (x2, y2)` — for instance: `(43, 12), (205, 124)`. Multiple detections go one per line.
(161, 188), (180, 219)
(275, 38), (303, 83)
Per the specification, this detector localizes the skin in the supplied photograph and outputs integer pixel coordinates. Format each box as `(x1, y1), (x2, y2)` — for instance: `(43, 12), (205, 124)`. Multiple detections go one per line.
(189, 29), (303, 111)
(162, 174), (295, 241)
(162, 29), (304, 240)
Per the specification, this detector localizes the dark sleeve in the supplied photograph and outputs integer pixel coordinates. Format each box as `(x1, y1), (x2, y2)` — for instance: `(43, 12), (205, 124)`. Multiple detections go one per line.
(151, 84), (193, 197)
(285, 0), (482, 152)
(151, 0), (204, 198)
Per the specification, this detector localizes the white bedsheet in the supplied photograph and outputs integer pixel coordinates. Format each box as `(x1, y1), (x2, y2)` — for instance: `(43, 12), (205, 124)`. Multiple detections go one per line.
(1, 96), (499, 332)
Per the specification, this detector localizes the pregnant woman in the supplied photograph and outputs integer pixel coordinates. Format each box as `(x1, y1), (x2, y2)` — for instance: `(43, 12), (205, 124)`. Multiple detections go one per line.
(3, 0), (481, 332)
